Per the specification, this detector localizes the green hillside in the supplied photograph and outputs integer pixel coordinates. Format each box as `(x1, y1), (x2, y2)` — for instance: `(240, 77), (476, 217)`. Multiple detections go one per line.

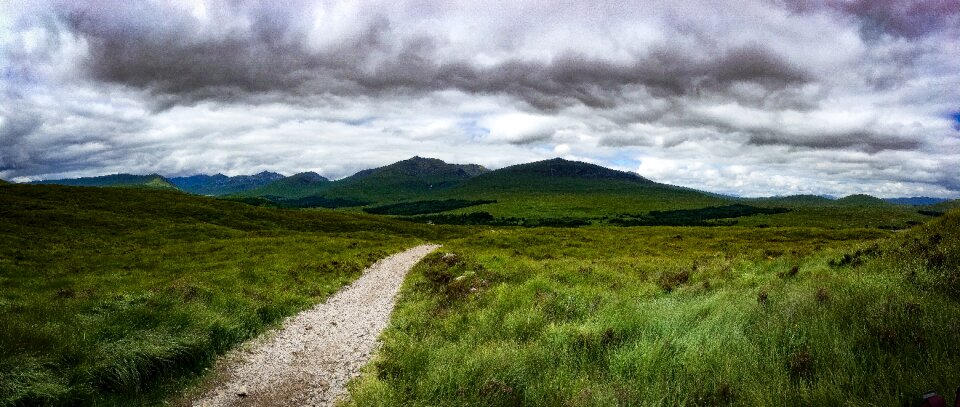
(0, 179), (9, 185)
(316, 156), (488, 202)
(348, 209), (960, 406)
(0, 184), (456, 405)
(238, 172), (332, 199)
(30, 174), (179, 191)
(433, 158), (731, 218)
(220, 157), (935, 228)
(834, 194), (894, 207)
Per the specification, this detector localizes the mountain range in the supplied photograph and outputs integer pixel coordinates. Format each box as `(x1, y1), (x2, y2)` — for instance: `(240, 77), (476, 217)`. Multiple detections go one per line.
(168, 171), (285, 195)
(16, 157), (955, 220)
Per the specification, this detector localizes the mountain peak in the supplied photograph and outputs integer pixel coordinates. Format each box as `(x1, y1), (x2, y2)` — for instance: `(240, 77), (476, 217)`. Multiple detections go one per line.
(492, 158), (651, 182)
(286, 171), (330, 184)
(346, 157), (489, 181)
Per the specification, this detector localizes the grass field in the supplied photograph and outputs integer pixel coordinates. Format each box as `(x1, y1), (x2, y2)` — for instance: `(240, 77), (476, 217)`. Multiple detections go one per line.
(0, 185), (457, 405)
(347, 213), (960, 405)
(2, 182), (956, 406)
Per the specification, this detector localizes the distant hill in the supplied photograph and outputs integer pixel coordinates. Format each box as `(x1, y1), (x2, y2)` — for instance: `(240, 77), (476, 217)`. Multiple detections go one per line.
(834, 194), (892, 207)
(0, 179), (9, 185)
(454, 158), (653, 194)
(169, 171), (284, 195)
(239, 172), (332, 199)
(883, 197), (950, 206)
(30, 174), (179, 190)
(432, 158), (729, 218)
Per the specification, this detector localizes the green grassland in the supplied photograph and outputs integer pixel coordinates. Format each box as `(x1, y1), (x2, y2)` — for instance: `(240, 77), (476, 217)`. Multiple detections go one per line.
(347, 212), (960, 406)
(2, 178), (956, 406)
(0, 185), (457, 405)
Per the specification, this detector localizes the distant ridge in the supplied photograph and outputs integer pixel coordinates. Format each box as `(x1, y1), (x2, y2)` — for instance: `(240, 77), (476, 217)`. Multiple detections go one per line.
(452, 157), (657, 194)
(30, 174), (178, 190)
(170, 171), (284, 195)
(240, 172), (332, 199)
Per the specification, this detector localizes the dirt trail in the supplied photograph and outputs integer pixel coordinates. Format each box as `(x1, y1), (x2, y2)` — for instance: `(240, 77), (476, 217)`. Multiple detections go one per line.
(192, 244), (440, 407)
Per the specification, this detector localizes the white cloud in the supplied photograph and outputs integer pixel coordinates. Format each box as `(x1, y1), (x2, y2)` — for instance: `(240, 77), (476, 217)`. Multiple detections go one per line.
(0, 0), (958, 197)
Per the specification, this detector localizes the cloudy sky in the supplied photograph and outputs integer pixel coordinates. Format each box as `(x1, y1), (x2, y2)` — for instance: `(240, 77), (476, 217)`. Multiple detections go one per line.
(2, 0), (959, 197)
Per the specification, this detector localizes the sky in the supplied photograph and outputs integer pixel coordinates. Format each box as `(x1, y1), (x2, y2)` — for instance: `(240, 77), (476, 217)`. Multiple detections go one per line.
(1, 0), (959, 197)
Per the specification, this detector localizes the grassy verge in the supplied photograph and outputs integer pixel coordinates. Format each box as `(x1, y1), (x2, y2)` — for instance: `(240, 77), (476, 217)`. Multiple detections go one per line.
(0, 185), (457, 406)
(347, 216), (960, 405)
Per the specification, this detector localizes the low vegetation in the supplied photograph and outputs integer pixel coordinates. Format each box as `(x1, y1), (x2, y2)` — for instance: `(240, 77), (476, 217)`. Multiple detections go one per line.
(348, 211), (960, 406)
(0, 185), (456, 405)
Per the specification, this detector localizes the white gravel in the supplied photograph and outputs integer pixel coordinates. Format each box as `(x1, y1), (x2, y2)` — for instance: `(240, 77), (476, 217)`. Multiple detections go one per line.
(192, 244), (440, 407)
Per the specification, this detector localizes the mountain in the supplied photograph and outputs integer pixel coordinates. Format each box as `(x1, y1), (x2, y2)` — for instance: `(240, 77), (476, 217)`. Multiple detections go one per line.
(341, 156), (488, 183)
(169, 171), (284, 195)
(313, 156), (489, 202)
(30, 174), (178, 190)
(239, 172), (332, 199)
(454, 158), (653, 193)
(0, 179), (9, 185)
(884, 197), (950, 206)
(435, 158), (729, 218)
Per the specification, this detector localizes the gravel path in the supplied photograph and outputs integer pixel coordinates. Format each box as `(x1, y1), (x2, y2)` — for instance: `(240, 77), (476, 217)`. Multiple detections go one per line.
(192, 244), (440, 407)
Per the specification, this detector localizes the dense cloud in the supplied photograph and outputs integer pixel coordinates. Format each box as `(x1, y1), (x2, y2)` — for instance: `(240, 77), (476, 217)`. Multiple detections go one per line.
(1, 0), (958, 197)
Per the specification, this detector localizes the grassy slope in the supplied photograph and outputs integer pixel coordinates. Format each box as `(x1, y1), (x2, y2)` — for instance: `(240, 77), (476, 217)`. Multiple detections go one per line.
(925, 199), (960, 213)
(0, 185), (458, 405)
(348, 213), (960, 406)
(435, 159), (729, 218)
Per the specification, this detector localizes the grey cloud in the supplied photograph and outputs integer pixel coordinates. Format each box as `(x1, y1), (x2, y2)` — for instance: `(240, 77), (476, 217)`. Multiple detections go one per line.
(746, 131), (922, 154)
(838, 0), (960, 39)
(0, 107), (42, 171)
(1, 0), (956, 197)
(787, 0), (960, 40)
(57, 3), (812, 111)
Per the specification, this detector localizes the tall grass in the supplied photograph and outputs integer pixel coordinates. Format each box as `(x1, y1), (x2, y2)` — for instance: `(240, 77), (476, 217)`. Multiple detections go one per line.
(0, 185), (454, 406)
(348, 216), (960, 406)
